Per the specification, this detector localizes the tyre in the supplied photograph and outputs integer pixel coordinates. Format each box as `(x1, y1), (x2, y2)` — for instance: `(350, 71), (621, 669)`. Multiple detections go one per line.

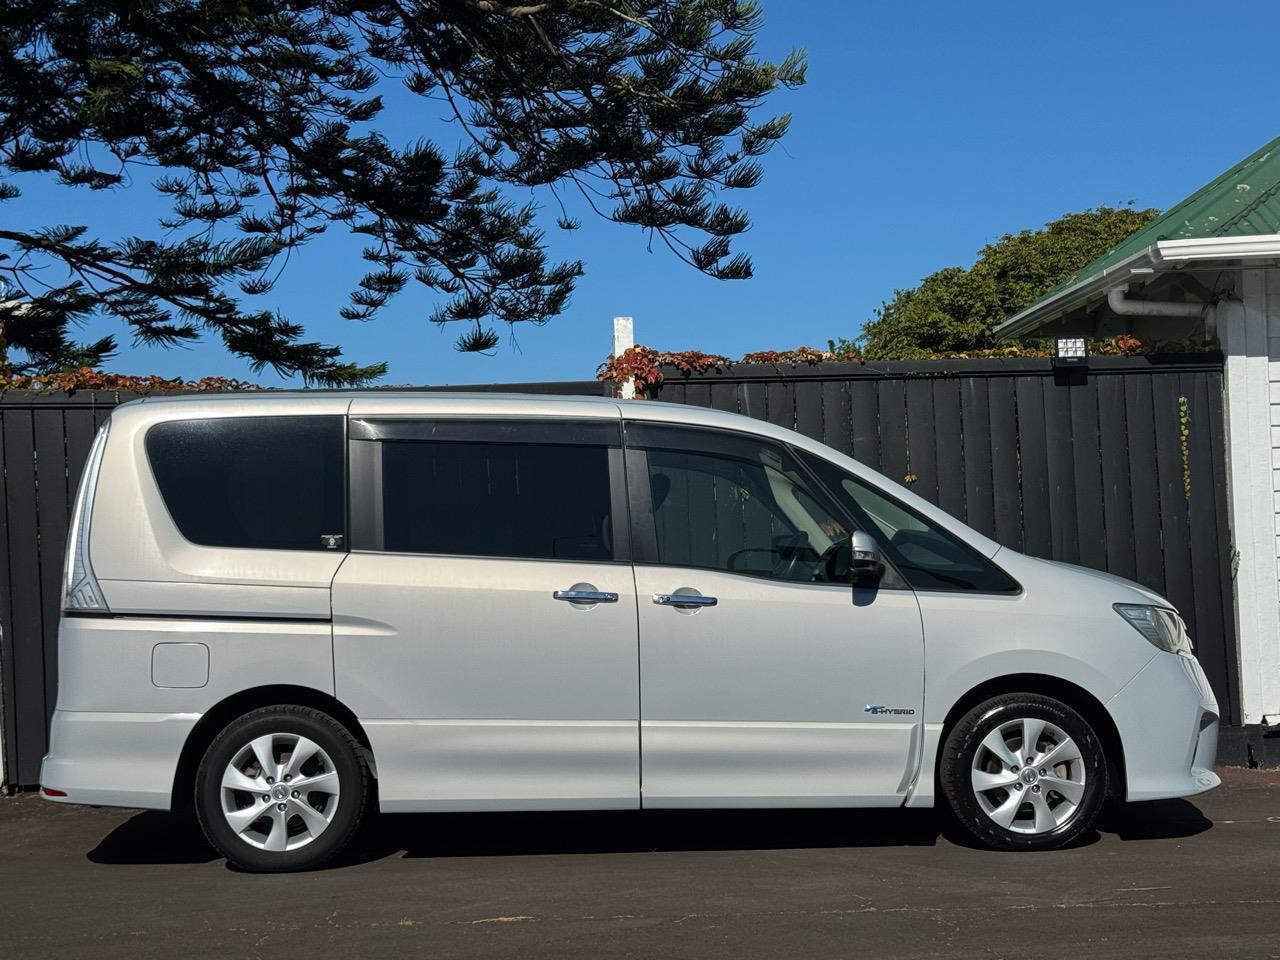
(195, 705), (370, 872)
(939, 693), (1106, 851)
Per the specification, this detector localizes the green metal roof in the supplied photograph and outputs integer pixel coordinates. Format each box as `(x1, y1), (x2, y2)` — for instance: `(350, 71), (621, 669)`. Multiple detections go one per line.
(1031, 134), (1280, 306)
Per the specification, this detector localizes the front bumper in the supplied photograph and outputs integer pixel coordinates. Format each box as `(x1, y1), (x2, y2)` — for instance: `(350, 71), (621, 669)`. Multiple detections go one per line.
(1108, 652), (1220, 802)
(39, 710), (198, 810)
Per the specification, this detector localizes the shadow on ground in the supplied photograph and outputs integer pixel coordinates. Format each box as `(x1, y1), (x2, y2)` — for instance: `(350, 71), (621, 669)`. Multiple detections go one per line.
(1099, 797), (1213, 841)
(86, 797), (1212, 869)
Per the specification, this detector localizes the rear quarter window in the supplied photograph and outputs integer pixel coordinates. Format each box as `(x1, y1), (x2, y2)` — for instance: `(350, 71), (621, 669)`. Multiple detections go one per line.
(145, 415), (344, 551)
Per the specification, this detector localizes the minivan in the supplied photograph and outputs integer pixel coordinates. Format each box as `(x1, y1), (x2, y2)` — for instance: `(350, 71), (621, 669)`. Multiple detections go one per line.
(41, 393), (1220, 870)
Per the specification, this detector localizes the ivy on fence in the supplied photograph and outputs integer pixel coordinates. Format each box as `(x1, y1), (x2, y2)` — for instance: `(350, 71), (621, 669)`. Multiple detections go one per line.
(597, 336), (1215, 396)
(1, 367), (258, 395)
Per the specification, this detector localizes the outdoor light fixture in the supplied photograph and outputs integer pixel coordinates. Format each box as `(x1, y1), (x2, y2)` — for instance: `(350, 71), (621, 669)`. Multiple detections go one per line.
(1053, 335), (1088, 367)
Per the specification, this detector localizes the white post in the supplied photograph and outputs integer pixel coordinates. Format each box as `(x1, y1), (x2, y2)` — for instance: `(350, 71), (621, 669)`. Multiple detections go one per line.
(612, 315), (635, 400)
(1220, 271), (1280, 725)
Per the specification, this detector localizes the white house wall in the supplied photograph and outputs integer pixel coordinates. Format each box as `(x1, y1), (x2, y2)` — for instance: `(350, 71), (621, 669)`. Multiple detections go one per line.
(1220, 268), (1280, 724)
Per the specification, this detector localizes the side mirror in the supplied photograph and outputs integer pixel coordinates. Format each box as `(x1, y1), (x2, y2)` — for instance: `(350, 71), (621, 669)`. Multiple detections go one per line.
(849, 530), (884, 583)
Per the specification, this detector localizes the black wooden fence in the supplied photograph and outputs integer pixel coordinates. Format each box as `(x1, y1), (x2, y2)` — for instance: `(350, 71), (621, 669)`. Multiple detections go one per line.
(0, 355), (1238, 787)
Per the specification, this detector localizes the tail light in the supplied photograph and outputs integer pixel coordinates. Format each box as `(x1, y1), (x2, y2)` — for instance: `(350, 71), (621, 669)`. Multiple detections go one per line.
(63, 421), (111, 613)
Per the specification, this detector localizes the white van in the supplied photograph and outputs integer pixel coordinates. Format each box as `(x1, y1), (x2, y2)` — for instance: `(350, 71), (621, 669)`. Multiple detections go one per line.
(40, 393), (1220, 870)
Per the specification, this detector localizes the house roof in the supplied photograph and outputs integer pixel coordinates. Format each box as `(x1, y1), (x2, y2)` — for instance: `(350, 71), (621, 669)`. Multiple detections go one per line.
(995, 135), (1280, 338)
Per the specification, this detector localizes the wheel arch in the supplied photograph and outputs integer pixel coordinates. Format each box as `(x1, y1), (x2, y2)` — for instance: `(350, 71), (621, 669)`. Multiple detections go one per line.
(171, 684), (373, 812)
(937, 673), (1126, 799)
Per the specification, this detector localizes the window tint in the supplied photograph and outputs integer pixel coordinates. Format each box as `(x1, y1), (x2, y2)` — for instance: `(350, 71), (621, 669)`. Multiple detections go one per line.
(146, 416), (344, 551)
(636, 430), (851, 584)
(798, 450), (1019, 593)
(376, 440), (615, 561)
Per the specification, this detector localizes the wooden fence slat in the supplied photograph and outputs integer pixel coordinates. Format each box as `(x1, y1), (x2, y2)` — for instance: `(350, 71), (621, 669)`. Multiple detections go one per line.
(933, 379), (965, 519)
(33, 411), (69, 729)
(1015, 377), (1052, 558)
(684, 381), (712, 409)
(905, 379), (938, 505)
(1124, 374), (1167, 597)
(2, 412), (46, 785)
(1096, 374), (1137, 581)
(877, 380), (909, 488)
(710, 383), (738, 414)
(794, 380), (823, 442)
(0, 412), (15, 781)
(849, 380), (881, 470)
(1043, 376), (1080, 564)
(765, 380), (794, 431)
(821, 380), (852, 458)
(658, 381), (687, 405)
(1069, 376), (1107, 571)
(63, 409), (97, 500)
(1151, 373), (1196, 633)
(960, 378), (994, 539)
(1184, 371), (1230, 713)
(988, 377), (1021, 551)
(740, 381), (766, 422)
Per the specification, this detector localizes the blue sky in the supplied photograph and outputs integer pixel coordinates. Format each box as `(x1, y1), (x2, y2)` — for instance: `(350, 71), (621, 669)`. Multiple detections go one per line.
(9, 1), (1280, 386)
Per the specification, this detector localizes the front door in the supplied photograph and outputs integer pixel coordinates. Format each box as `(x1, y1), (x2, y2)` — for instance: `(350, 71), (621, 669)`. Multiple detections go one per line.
(625, 421), (924, 807)
(332, 413), (640, 811)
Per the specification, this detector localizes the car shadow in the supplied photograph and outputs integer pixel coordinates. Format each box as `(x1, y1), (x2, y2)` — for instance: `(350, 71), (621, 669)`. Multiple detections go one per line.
(86, 798), (1212, 868)
(89, 806), (945, 867)
(353, 806), (946, 864)
(87, 809), (221, 865)
(1097, 797), (1213, 842)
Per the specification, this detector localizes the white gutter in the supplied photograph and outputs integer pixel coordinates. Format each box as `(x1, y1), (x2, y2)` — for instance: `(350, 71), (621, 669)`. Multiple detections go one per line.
(1157, 234), (1280, 262)
(995, 233), (1280, 339)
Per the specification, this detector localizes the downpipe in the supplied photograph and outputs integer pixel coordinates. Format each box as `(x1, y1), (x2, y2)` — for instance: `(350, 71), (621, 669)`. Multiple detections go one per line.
(1107, 284), (1204, 319)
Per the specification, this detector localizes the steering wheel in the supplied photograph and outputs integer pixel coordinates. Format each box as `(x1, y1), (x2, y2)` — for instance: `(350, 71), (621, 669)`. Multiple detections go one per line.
(727, 534), (822, 581)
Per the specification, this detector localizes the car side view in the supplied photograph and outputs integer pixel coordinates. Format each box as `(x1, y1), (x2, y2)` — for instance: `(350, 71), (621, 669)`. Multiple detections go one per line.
(40, 393), (1220, 871)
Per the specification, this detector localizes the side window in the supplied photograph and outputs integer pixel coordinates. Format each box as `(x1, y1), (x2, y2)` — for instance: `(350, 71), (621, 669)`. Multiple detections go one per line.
(629, 424), (851, 584)
(146, 415), (345, 551)
(798, 450), (1019, 593)
(351, 419), (619, 562)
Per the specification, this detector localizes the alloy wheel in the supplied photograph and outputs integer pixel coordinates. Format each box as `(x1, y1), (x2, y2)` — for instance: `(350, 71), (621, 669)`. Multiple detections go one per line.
(219, 733), (341, 852)
(969, 717), (1087, 835)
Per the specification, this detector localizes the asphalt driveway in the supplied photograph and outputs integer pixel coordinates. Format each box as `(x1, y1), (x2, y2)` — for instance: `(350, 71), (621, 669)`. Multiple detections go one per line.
(2, 766), (1277, 960)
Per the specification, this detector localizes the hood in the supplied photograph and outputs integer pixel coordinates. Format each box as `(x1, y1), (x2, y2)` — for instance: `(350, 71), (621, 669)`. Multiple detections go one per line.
(998, 550), (1174, 608)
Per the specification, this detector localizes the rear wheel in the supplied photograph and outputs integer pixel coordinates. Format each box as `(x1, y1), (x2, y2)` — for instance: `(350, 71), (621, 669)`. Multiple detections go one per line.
(940, 693), (1106, 851)
(195, 705), (369, 872)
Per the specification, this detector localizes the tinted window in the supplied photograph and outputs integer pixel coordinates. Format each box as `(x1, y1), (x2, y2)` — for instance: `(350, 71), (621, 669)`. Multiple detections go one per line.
(799, 450), (1019, 593)
(147, 416), (344, 551)
(377, 440), (614, 561)
(634, 428), (852, 584)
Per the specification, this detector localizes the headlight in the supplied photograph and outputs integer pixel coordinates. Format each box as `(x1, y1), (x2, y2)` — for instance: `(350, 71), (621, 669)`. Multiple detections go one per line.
(1114, 604), (1193, 656)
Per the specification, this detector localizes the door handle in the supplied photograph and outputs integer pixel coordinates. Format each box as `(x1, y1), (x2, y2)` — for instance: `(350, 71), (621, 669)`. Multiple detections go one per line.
(652, 593), (718, 608)
(553, 590), (619, 603)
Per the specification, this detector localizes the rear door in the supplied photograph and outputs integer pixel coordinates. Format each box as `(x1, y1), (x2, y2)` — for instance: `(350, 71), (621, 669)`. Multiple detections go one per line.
(332, 409), (640, 811)
(625, 422), (925, 807)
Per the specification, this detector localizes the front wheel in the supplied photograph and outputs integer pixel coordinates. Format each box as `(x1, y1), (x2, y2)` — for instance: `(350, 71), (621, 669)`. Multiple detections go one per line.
(940, 693), (1107, 851)
(195, 705), (370, 871)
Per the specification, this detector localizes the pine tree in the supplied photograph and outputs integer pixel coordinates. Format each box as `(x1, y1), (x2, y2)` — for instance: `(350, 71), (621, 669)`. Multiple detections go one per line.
(0, 1), (804, 383)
